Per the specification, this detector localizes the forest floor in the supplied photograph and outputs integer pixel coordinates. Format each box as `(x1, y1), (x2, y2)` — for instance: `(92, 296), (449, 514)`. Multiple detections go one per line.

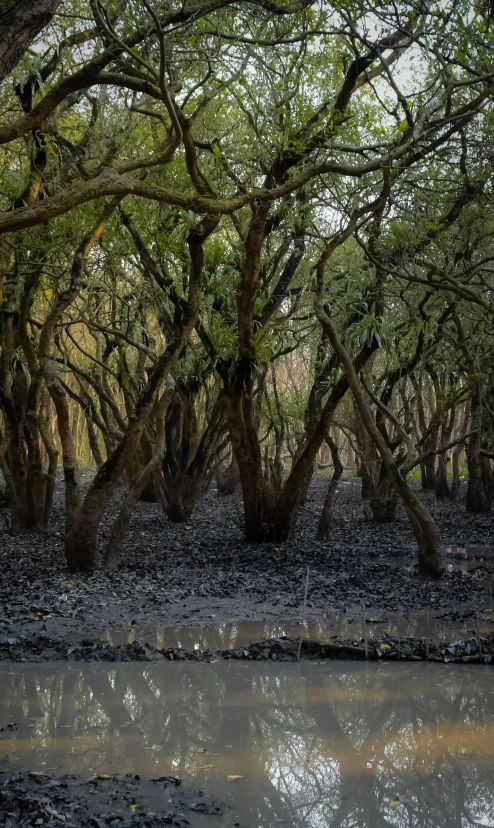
(0, 474), (493, 664)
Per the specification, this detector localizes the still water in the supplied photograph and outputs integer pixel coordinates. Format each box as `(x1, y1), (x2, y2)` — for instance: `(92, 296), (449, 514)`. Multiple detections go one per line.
(1, 661), (494, 826)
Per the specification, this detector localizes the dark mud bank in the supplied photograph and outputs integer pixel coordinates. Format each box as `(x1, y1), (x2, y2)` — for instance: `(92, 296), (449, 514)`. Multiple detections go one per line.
(1, 632), (493, 665)
(0, 759), (225, 827)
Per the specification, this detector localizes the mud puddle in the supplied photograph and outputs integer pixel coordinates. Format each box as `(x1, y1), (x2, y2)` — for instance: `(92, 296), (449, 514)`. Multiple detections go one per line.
(443, 545), (494, 571)
(1, 660), (494, 827)
(378, 545), (494, 574)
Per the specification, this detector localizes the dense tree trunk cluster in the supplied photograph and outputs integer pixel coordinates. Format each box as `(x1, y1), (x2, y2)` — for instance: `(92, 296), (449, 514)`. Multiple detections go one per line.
(0, 0), (493, 578)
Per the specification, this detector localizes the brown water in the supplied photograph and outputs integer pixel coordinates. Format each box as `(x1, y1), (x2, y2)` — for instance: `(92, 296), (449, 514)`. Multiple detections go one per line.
(1, 661), (494, 827)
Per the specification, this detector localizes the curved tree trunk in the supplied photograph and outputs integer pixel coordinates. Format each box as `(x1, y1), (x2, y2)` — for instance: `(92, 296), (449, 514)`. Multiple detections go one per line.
(65, 206), (211, 570)
(105, 379), (175, 570)
(65, 370), (167, 571)
(317, 306), (442, 579)
(316, 436), (343, 541)
(39, 199), (122, 534)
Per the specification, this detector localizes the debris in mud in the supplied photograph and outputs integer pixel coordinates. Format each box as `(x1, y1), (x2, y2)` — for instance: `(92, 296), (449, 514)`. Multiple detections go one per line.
(221, 634), (494, 664)
(0, 760), (226, 827)
(1, 632), (493, 665)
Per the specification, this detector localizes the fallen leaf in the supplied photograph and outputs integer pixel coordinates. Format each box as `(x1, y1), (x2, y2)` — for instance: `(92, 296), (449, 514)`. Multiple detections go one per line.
(152, 776), (182, 785)
(129, 804), (136, 813)
(227, 775), (243, 782)
(44, 805), (65, 821)
(380, 644), (391, 651)
(389, 800), (400, 807)
(198, 748), (207, 754)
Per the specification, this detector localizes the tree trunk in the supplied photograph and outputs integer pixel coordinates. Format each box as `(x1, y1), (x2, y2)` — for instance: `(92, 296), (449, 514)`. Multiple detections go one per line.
(316, 307), (442, 579)
(423, 454), (437, 490)
(216, 455), (239, 496)
(353, 408), (378, 501)
(0, 0), (62, 82)
(370, 476), (398, 522)
(223, 375), (274, 541)
(449, 446), (462, 501)
(105, 380), (175, 570)
(466, 389), (489, 512)
(419, 462), (427, 489)
(65, 307), (194, 570)
(0, 440), (22, 532)
(65, 399), (154, 571)
(40, 359), (81, 532)
(39, 201), (121, 534)
(316, 437), (343, 540)
(435, 454), (450, 500)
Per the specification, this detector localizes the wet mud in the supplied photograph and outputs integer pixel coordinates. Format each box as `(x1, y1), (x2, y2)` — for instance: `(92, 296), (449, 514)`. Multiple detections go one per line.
(1, 478), (493, 662)
(0, 759), (225, 827)
(1, 630), (493, 665)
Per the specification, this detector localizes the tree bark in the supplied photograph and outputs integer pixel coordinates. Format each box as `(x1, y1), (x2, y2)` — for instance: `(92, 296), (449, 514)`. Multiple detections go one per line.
(370, 475), (398, 522)
(0, 0), (62, 82)
(450, 446), (462, 501)
(216, 455), (239, 496)
(435, 454), (450, 500)
(466, 389), (489, 512)
(316, 436), (343, 540)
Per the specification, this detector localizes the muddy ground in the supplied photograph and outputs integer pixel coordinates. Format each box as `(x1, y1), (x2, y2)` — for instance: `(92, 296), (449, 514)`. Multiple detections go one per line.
(0, 475), (493, 658)
(0, 758), (225, 827)
(1, 631), (493, 664)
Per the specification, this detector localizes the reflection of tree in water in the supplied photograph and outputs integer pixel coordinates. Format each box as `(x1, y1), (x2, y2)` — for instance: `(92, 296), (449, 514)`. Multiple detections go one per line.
(1, 664), (493, 827)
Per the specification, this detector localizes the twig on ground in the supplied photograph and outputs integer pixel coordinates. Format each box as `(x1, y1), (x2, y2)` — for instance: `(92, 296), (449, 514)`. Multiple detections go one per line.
(297, 565), (310, 660)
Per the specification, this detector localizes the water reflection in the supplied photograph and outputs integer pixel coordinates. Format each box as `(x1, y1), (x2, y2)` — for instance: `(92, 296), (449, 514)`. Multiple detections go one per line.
(93, 611), (494, 652)
(1, 661), (494, 827)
